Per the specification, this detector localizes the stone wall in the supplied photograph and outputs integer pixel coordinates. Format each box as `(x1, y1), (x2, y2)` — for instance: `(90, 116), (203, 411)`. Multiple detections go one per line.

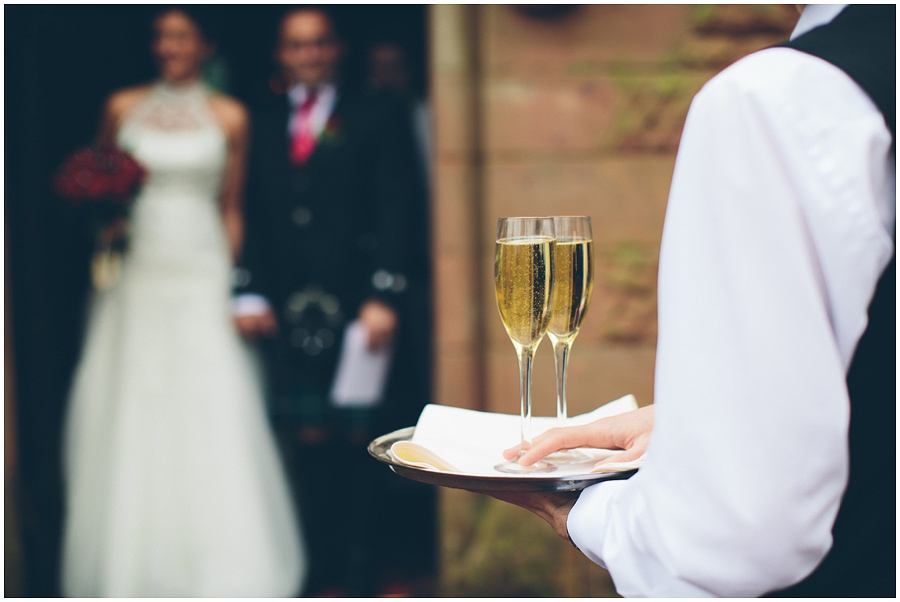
(429, 5), (797, 596)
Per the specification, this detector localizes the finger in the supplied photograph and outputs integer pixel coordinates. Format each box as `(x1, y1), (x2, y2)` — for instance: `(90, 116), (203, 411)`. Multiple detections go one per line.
(261, 315), (278, 336)
(502, 431), (558, 461)
(502, 443), (522, 460)
(367, 327), (392, 350)
(517, 424), (597, 466)
(234, 319), (251, 337)
(366, 330), (380, 350)
(594, 446), (644, 467)
(252, 319), (269, 338)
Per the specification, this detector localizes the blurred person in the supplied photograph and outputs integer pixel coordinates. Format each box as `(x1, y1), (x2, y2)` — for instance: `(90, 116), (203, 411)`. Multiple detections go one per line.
(367, 41), (411, 96)
(481, 4), (894, 597)
(367, 39), (432, 188)
(60, 7), (305, 597)
(233, 6), (431, 597)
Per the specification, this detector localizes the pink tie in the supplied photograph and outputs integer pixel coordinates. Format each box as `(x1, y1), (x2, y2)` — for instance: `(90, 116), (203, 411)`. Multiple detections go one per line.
(290, 89), (318, 166)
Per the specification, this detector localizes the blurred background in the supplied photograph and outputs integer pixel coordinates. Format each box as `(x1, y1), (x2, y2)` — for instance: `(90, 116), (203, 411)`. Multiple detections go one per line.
(5, 5), (798, 597)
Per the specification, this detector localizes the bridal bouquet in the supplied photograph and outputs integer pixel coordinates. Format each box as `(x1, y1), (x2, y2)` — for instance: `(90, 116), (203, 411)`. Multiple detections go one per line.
(54, 145), (146, 289)
(54, 144), (145, 206)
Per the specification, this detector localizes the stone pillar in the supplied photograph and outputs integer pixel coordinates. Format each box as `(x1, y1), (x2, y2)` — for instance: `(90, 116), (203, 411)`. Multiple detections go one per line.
(430, 5), (487, 415)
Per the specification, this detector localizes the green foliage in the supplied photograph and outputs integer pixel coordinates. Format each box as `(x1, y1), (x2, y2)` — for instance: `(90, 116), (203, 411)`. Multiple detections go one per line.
(754, 4), (781, 17)
(691, 4), (717, 29)
(656, 73), (687, 99)
(443, 498), (566, 597)
(566, 59), (603, 78)
(606, 241), (654, 294)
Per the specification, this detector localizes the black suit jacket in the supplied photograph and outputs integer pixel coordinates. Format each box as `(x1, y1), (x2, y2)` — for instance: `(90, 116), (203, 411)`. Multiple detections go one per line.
(238, 86), (429, 424)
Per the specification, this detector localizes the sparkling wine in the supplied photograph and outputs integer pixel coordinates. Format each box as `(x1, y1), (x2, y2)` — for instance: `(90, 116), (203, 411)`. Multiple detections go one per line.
(547, 239), (594, 342)
(494, 236), (555, 350)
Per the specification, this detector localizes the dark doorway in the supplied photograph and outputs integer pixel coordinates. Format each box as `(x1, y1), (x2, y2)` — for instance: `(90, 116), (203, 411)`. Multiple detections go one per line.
(5, 5), (433, 597)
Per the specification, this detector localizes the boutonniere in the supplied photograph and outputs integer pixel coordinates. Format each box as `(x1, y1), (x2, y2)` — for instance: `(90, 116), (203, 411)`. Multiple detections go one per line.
(318, 114), (343, 147)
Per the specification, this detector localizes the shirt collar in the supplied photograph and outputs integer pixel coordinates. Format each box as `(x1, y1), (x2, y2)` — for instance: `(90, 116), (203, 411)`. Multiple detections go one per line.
(287, 82), (338, 108)
(791, 4), (848, 40)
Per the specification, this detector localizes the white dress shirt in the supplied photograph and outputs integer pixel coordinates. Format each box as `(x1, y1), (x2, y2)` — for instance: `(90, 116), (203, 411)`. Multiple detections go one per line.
(287, 82), (338, 139)
(567, 5), (895, 597)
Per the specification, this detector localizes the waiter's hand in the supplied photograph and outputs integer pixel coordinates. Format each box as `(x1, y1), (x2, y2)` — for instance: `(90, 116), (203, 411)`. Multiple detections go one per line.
(504, 405), (655, 468)
(234, 309), (278, 339)
(481, 407), (655, 545)
(359, 299), (398, 350)
(474, 490), (580, 542)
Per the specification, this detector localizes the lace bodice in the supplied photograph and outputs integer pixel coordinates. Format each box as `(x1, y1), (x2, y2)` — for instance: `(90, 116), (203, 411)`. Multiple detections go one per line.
(118, 81), (227, 201)
(116, 81), (231, 279)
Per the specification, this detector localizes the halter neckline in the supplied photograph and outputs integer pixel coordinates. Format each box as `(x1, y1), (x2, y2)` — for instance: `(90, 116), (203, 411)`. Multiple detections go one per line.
(154, 79), (207, 100)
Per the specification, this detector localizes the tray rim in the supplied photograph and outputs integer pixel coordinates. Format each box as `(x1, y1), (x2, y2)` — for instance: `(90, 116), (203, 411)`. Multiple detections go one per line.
(368, 426), (636, 493)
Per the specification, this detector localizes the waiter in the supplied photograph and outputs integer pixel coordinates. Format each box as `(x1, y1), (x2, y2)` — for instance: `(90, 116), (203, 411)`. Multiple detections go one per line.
(234, 7), (431, 597)
(483, 4), (895, 596)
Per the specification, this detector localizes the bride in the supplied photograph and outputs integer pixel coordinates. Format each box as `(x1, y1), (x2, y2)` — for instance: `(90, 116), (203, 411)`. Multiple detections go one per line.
(61, 8), (306, 597)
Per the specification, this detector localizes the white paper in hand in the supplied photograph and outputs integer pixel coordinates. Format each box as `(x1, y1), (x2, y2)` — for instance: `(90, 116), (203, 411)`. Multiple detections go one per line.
(329, 320), (393, 408)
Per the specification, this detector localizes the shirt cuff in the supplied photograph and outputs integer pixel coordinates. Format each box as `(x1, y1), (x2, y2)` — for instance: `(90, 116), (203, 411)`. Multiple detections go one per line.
(567, 479), (630, 570)
(232, 294), (272, 317)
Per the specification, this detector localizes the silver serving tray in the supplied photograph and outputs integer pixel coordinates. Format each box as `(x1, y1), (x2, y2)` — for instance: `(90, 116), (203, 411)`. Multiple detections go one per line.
(368, 426), (636, 493)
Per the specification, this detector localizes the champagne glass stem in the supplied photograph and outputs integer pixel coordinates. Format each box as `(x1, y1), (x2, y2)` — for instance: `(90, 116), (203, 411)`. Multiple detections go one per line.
(516, 343), (536, 456)
(553, 339), (571, 428)
(548, 336), (588, 463)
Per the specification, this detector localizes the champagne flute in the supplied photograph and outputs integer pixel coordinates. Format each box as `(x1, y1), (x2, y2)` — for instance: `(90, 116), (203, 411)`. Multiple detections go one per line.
(493, 217), (557, 474)
(546, 216), (594, 462)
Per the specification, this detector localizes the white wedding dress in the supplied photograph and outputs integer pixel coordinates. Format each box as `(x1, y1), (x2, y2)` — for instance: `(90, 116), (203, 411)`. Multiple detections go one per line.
(61, 81), (306, 597)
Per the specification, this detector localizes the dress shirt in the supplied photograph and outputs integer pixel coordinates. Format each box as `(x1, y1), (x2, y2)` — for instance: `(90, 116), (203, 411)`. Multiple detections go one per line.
(567, 5), (895, 597)
(287, 83), (338, 140)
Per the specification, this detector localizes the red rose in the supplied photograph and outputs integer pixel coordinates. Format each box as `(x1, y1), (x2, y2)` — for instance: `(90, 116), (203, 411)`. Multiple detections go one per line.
(54, 146), (146, 205)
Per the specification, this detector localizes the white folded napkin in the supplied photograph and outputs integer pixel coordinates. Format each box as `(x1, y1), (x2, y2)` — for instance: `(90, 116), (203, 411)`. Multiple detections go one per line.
(390, 394), (643, 478)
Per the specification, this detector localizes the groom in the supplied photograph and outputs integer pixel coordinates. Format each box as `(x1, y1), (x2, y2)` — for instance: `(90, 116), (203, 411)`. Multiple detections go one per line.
(233, 6), (431, 597)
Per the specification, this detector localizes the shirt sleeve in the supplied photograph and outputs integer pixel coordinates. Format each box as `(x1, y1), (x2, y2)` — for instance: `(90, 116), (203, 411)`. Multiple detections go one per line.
(567, 48), (894, 597)
(231, 293), (272, 317)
